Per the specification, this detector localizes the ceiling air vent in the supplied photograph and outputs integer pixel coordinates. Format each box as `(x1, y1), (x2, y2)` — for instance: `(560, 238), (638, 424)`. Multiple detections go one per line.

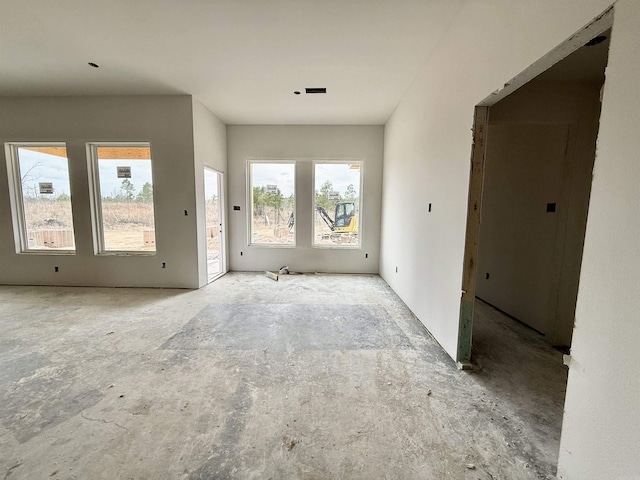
(305, 87), (327, 94)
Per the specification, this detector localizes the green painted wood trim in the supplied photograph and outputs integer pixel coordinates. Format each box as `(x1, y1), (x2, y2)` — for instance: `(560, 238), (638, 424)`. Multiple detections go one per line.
(457, 296), (474, 363)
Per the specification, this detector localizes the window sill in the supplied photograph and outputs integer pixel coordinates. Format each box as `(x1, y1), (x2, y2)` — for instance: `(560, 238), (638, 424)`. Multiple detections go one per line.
(18, 250), (76, 256)
(248, 244), (296, 249)
(312, 245), (362, 250)
(96, 251), (157, 256)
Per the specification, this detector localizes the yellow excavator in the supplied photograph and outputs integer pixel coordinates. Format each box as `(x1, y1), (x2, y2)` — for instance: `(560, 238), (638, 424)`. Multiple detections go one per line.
(315, 202), (358, 234)
(287, 202), (358, 241)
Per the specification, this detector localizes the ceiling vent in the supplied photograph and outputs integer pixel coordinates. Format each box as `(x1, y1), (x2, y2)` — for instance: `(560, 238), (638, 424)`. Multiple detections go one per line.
(305, 87), (327, 94)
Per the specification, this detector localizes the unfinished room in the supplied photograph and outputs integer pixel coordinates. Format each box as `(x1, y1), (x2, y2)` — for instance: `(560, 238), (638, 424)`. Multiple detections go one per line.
(0, 1), (638, 479)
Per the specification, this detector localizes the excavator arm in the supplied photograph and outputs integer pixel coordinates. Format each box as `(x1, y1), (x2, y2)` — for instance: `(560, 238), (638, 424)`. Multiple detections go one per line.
(314, 206), (335, 231)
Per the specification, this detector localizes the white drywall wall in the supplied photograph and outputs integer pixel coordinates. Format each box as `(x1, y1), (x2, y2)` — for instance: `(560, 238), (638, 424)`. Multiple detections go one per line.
(477, 122), (570, 333)
(192, 98), (228, 287)
(477, 81), (602, 345)
(557, 1), (640, 478)
(0, 96), (200, 288)
(380, 0), (612, 360)
(227, 125), (383, 273)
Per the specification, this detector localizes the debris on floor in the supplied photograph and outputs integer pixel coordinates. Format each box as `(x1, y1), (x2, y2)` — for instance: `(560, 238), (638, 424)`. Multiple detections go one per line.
(265, 271), (278, 281)
(283, 436), (298, 451)
(278, 266), (301, 275)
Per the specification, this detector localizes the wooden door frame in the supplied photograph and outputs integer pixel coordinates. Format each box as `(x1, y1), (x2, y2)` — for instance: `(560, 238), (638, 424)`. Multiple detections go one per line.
(457, 106), (488, 368)
(455, 7), (613, 367)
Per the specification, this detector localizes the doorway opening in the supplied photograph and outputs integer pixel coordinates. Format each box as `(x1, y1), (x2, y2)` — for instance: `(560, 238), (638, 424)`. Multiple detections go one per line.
(457, 11), (613, 474)
(204, 167), (225, 283)
(458, 8), (613, 365)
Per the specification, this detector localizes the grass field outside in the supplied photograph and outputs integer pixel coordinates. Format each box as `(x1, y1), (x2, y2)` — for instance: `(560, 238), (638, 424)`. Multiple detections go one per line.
(24, 199), (156, 250)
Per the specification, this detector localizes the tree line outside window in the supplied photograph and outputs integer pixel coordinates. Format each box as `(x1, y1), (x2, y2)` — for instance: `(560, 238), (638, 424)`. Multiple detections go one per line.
(248, 161), (362, 247)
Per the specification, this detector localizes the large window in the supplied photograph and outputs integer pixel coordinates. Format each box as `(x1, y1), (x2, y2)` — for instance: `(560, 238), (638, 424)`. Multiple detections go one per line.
(313, 162), (362, 247)
(88, 143), (156, 253)
(6, 143), (76, 253)
(248, 162), (295, 246)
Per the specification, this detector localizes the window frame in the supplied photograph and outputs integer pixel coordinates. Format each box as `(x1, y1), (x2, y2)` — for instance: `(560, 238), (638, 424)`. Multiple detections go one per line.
(87, 141), (157, 256)
(311, 159), (364, 249)
(246, 159), (297, 248)
(5, 142), (76, 255)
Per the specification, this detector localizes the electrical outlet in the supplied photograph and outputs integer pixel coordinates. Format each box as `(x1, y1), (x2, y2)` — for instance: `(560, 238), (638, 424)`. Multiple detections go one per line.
(54, 266), (59, 272)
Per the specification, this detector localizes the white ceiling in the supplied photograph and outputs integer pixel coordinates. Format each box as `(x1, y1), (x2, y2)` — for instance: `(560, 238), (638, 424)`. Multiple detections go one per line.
(0, 0), (466, 125)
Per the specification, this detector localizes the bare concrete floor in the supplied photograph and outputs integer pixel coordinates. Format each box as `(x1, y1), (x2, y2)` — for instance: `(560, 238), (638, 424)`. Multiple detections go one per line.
(0, 273), (567, 480)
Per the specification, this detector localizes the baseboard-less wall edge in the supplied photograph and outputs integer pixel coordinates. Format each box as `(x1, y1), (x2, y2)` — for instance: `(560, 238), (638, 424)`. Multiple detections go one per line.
(0, 281), (195, 290)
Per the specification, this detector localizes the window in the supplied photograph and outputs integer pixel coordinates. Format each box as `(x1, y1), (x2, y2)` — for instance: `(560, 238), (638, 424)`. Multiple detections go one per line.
(6, 143), (76, 253)
(313, 162), (362, 247)
(88, 143), (156, 253)
(248, 162), (295, 246)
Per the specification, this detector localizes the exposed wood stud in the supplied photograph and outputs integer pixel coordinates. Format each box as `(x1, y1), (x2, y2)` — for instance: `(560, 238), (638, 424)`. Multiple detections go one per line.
(457, 106), (489, 364)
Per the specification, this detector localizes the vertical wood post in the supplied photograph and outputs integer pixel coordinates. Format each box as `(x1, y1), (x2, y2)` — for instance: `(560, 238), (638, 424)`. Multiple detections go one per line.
(457, 106), (489, 366)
